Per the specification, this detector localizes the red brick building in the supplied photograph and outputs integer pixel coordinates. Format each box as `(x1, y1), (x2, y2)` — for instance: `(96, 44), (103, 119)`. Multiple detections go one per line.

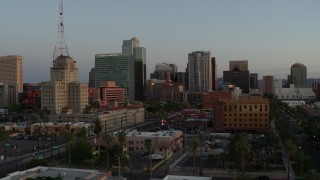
(202, 91), (232, 110)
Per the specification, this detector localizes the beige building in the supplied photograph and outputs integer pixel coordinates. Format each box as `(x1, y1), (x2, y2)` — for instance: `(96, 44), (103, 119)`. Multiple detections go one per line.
(30, 122), (93, 136)
(41, 56), (88, 114)
(48, 106), (145, 133)
(126, 129), (183, 159)
(0, 55), (23, 92)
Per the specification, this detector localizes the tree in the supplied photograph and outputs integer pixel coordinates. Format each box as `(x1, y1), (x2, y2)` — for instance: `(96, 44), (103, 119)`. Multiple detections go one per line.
(295, 150), (310, 176)
(63, 132), (75, 168)
(117, 131), (126, 156)
(71, 137), (92, 163)
(93, 118), (103, 159)
(284, 139), (297, 180)
(197, 132), (205, 176)
(144, 139), (152, 172)
(188, 138), (199, 176)
(102, 133), (114, 170)
(230, 133), (251, 175)
(25, 158), (47, 169)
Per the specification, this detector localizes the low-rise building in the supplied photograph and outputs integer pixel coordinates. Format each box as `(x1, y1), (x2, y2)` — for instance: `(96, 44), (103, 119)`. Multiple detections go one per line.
(274, 79), (316, 100)
(30, 122), (93, 136)
(126, 129), (183, 159)
(214, 96), (269, 132)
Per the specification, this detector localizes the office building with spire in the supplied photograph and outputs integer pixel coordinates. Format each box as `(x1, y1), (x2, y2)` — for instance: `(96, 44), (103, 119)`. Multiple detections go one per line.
(41, 0), (88, 114)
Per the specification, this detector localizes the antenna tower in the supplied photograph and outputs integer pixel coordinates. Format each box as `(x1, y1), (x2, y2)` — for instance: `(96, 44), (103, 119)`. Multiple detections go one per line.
(53, 0), (69, 59)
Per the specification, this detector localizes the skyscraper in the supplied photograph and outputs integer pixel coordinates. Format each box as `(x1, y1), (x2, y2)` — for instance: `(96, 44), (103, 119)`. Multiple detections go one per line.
(250, 73), (258, 89)
(150, 63), (177, 81)
(122, 37), (146, 102)
(41, 0), (88, 114)
(95, 53), (135, 102)
(290, 62), (307, 88)
(223, 60), (250, 93)
(211, 57), (217, 91)
(0, 55), (23, 92)
(122, 37), (140, 55)
(263, 75), (274, 95)
(188, 51), (212, 92)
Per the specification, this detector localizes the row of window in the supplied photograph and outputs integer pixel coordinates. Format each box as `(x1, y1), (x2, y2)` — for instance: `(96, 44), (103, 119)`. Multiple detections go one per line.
(224, 113), (268, 117)
(224, 119), (268, 122)
(224, 104), (268, 112)
(224, 123), (268, 127)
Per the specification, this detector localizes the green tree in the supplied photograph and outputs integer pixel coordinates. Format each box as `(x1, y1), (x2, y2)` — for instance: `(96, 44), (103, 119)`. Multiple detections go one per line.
(144, 139), (152, 172)
(197, 132), (205, 176)
(102, 133), (114, 170)
(295, 150), (310, 176)
(93, 118), (103, 159)
(63, 132), (75, 168)
(188, 138), (199, 176)
(71, 138), (92, 163)
(230, 133), (251, 175)
(117, 131), (126, 156)
(284, 139), (297, 180)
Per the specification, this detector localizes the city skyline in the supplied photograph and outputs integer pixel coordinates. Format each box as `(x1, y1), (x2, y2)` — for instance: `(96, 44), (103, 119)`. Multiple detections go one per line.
(1, 0), (319, 83)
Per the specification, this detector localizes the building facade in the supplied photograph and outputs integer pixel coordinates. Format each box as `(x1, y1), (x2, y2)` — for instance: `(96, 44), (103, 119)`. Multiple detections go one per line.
(229, 60), (248, 71)
(188, 51), (212, 92)
(0, 83), (17, 108)
(95, 53), (135, 102)
(41, 56), (88, 114)
(214, 97), (270, 132)
(290, 62), (307, 88)
(0, 55), (23, 93)
(263, 75), (274, 95)
(274, 79), (316, 100)
(223, 69), (250, 93)
(249, 73), (258, 89)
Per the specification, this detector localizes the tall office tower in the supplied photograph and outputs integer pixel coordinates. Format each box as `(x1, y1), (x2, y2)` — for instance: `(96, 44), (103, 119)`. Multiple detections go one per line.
(290, 62), (307, 88)
(188, 51), (212, 92)
(0, 55), (23, 92)
(121, 37), (146, 102)
(263, 75), (274, 95)
(250, 73), (258, 89)
(176, 72), (186, 84)
(122, 37), (140, 55)
(223, 61), (250, 93)
(41, 0), (88, 114)
(95, 54), (135, 102)
(229, 60), (248, 71)
(211, 57), (217, 91)
(88, 67), (95, 88)
(0, 82), (17, 108)
(150, 63), (177, 81)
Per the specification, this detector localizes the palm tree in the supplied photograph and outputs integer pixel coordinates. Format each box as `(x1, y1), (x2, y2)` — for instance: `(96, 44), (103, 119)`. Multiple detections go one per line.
(144, 139), (152, 172)
(93, 118), (103, 159)
(102, 133), (114, 170)
(117, 131), (126, 156)
(232, 133), (250, 175)
(63, 132), (75, 168)
(284, 139), (297, 179)
(197, 132), (205, 176)
(189, 138), (199, 176)
(296, 150), (309, 176)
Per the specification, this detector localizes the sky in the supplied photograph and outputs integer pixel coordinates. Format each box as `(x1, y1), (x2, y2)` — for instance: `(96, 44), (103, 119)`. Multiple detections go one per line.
(1, 0), (320, 83)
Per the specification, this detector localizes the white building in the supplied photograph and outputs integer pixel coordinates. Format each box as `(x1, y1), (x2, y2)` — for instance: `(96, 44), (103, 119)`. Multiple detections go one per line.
(41, 56), (88, 114)
(126, 129), (183, 160)
(274, 79), (316, 100)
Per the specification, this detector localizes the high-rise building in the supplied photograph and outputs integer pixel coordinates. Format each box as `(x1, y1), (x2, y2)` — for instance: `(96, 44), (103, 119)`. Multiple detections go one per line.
(188, 51), (212, 92)
(250, 73), (258, 89)
(122, 37), (139, 55)
(133, 47), (146, 101)
(0, 55), (23, 92)
(290, 62), (307, 88)
(150, 63), (177, 81)
(229, 60), (248, 71)
(0, 82), (17, 108)
(41, 0), (88, 114)
(88, 67), (95, 88)
(95, 53), (135, 102)
(223, 61), (250, 93)
(41, 56), (88, 114)
(263, 76), (274, 95)
(211, 57), (217, 91)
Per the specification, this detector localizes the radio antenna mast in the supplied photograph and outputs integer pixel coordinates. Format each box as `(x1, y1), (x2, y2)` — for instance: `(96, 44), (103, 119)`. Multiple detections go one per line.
(53, 0), (69, 59)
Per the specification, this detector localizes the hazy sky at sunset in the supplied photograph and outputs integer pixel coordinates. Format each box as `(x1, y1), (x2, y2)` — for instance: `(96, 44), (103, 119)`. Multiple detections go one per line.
(1, 0), (319, 83)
